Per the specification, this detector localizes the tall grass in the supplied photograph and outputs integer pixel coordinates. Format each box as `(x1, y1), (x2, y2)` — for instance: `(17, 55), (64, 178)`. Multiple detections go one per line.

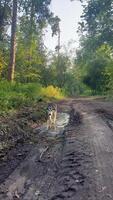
(0, 81), (41, 113)
(0, 81), (64, 114)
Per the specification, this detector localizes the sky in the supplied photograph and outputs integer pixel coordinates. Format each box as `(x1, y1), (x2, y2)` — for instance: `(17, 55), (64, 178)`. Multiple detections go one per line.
(44, 0), (83, 51)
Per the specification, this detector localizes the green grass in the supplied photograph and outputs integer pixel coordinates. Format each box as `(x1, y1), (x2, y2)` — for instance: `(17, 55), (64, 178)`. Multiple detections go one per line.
(0, 81), (42, 114)
(0, 81), (64, 114)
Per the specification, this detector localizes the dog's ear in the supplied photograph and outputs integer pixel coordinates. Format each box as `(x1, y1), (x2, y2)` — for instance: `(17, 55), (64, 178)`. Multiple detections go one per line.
(47, 103), (51, 108)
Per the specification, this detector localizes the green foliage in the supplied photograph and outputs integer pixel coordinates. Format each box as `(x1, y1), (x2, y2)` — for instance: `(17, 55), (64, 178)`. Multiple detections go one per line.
(76, 0), (113, 95)
(0, 0), (12, 41)
(61, 72), (79, 96)
(39, 52), (85, 96)
(15, 15), (47, 83)
(77, 44), (113, 94)
(2, 0), (113, 101)
(0, 81), (42, 113)
(20, 0), (60, 35)
(0, 81), (65, 114)
(0, 51), (4, 74)
(79, 0), (113, 46)
(0, 0), (84, 100)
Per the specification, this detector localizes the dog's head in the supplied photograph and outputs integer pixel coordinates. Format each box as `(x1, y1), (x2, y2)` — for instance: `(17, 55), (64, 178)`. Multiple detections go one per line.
(47, 103), (57, 118)
(47, 104), (53, 118)
(47, 109), (53, 117)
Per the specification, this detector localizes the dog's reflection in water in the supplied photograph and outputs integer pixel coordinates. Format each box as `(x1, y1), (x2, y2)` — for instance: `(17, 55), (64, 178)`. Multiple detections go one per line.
(47, 103), (57, 130)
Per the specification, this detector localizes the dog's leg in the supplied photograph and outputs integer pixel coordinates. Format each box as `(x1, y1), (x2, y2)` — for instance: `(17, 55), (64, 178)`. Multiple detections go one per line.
(47, 119), (50, 130)
(47, 120), (49, 130)
(47, 117), (52, 130)
(53, 111), (57, 130)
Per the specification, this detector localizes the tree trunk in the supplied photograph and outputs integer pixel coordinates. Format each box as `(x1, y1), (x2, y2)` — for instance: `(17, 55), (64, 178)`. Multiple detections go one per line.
(8, 0), (17, 81)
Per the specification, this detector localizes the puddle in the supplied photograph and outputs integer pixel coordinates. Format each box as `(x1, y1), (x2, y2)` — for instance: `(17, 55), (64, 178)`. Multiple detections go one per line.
(36, 113), (70, 136)
(56, 113), (70, 128)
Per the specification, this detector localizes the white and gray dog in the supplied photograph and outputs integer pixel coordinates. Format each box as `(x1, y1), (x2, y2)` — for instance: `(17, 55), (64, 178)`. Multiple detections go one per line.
(47, 103), (57, 129)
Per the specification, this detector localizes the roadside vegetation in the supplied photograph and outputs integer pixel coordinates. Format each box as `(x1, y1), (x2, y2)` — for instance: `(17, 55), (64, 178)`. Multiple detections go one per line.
(0, 82), (64, 115)
(76, 0), (113, 96)
(0, 0), (113, 115)
(1, 0), (113, 185)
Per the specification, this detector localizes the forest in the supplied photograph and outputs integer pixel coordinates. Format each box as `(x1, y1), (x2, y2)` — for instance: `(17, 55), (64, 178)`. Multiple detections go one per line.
(1, 1), (113, 199)
(0, 0), (113, 113)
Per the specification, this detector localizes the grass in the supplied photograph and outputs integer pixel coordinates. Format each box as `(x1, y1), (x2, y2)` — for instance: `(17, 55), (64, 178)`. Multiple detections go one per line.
(0, 81), (64, 114)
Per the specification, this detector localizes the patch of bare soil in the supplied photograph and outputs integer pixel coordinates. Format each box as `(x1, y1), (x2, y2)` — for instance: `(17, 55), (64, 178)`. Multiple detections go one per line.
(0, 102), (47, 185)
(1, 97), (113, 200)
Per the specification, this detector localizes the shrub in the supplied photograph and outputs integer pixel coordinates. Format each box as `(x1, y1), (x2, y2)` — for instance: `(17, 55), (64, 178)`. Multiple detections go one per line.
(41, 85), (64, 99)
(0, 81), (42, 113)
(0, 82), (64, 114)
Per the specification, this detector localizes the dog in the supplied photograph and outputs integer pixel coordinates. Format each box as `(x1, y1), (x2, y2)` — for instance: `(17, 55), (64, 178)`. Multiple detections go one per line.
(47, 103), (57, 129)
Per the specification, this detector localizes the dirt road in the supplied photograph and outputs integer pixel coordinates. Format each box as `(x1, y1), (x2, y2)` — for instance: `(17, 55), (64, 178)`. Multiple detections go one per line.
(1, 98), (113, 200)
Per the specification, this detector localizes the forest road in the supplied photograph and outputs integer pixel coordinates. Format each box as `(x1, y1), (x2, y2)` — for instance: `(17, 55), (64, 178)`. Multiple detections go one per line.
(0, 98), (113, 200)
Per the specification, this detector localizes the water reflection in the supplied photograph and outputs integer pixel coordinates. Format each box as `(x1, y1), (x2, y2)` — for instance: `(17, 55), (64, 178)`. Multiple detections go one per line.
(36, 113), (70, 136)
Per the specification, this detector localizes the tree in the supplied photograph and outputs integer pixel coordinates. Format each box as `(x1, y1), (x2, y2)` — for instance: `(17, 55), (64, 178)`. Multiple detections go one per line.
(16, 17), (47, 83)
(79, 0), (113, 47)
(82, 44), (113, 94)
(7, 0), (60, 82)
(74, 0), (113, 95)
(21, 0), (60, 36)
(8, 0), (17, 81)
(0, 0), (12, 41)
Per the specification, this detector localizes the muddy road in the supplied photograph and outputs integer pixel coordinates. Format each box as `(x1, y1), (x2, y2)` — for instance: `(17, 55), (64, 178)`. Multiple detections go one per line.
(1, 98), (113, 200)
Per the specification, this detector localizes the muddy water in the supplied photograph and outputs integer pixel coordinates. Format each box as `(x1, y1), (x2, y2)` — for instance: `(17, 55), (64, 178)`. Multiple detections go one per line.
(0, 113), (70, 200)
(56, 112), (70, 128)
(39, 112), (70, 136)
(2, 99), (113, 200)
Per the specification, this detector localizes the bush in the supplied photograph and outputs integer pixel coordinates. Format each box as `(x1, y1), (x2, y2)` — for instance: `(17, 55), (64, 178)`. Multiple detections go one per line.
(41, 85), (64, 99)
(0, 81), (42, 113)
(0, 82), (64, 114)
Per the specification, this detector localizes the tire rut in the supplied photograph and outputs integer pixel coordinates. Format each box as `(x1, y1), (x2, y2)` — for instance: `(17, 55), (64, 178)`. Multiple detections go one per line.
(48, 128), (94, 200)
(1, 99), (113, 200)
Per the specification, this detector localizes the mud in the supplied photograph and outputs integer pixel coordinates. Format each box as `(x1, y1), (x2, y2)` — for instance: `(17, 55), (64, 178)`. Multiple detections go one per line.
(1, 98), (113, 199)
